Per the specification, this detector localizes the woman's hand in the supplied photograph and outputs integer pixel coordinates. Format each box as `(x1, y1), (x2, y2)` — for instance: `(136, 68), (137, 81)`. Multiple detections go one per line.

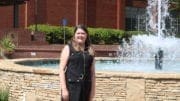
(89, 96), (94, 101)
(61, 88), (69, 101)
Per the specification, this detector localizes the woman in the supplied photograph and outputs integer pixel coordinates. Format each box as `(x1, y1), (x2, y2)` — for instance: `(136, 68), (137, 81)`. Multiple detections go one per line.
(59, 25), (95, 101)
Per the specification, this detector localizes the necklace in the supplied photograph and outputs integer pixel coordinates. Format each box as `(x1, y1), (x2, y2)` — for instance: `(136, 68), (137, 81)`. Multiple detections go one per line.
(80, 51), (86, 80)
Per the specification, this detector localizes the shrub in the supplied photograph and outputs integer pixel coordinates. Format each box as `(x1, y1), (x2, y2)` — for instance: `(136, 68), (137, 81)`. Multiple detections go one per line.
(28, 24), (73, 44)
(120, 31), (147, 43)
(28, 24), (135, 44)
(0, 35), (16, 53)
(0, 87), (9, 101)
(176, 33), (180, 38)
(88, 28), (124, 44)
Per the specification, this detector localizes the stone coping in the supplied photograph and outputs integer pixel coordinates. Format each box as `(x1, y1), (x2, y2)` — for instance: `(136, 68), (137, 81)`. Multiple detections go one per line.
(15, 44), (119, 52)
(0, 58), (59, 75)
(1, 58), (180, 80)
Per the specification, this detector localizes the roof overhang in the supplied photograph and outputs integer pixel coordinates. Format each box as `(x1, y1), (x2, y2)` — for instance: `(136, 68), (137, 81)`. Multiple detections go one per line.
(0, 0), (29, 6)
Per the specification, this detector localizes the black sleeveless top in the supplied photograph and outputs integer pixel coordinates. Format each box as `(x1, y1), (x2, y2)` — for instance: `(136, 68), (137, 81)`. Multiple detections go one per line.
(65, 43), (94, 82)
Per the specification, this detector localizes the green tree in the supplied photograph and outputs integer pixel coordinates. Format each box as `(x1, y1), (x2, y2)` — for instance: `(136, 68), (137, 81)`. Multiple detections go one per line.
(170, 0), (180, 13)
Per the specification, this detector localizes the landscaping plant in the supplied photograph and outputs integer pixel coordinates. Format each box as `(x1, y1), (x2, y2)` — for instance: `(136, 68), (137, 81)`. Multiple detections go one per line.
(0, 35), (16, 54)
(0, 87), (9, 101)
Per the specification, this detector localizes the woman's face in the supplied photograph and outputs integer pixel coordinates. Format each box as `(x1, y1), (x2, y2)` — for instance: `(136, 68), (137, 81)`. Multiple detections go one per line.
(74, 28), (87, 45)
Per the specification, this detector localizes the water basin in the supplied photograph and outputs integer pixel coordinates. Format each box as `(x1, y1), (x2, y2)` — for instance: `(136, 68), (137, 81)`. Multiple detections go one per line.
(15, 58), (180, 73)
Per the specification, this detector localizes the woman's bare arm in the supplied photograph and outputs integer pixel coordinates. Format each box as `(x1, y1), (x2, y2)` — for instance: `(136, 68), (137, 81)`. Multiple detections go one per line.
(90, 59), (96, 100)
(59, 45), (70, 100)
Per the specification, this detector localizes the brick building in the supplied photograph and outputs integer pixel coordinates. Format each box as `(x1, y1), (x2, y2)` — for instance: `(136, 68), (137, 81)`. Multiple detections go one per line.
(0, 0), (147, 30)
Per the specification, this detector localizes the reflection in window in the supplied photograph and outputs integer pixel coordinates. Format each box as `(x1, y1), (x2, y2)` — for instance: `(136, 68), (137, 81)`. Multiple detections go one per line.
(125, 7), (146, 31)
(125, 7), (179, 36)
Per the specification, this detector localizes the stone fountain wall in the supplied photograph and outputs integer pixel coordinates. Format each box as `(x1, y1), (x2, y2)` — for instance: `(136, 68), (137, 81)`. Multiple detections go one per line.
(0, 60), (180, 101)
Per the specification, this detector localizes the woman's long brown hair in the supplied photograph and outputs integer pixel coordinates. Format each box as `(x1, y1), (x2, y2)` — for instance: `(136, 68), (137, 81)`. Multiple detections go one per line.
(71, 24), (94, 56)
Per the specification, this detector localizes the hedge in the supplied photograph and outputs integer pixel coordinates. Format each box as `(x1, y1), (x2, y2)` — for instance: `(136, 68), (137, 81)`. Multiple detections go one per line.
(28, 24), (145, 44)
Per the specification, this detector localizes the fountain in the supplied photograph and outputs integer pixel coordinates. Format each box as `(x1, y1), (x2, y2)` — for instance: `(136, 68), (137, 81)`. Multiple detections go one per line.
(1, 1), (180, 101)
(12, 0), (180, 73)
(117, 0), (180, 72)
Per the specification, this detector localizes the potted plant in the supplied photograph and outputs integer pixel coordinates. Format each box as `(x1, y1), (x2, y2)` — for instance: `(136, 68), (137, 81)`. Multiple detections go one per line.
(0, 35), (16, 59)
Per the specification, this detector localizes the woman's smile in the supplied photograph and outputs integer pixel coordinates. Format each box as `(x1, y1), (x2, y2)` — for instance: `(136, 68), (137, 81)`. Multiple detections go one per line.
(75, 29), (87, 44)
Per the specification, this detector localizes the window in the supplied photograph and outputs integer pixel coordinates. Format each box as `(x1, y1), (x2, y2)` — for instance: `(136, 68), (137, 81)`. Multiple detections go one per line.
(125, 7), (146, 31)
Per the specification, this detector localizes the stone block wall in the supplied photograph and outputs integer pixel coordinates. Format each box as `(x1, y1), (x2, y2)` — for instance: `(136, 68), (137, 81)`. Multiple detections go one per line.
(145, 79), (180, 101)
(0, 60), (180, 101)
(0, 70), (60, 101)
